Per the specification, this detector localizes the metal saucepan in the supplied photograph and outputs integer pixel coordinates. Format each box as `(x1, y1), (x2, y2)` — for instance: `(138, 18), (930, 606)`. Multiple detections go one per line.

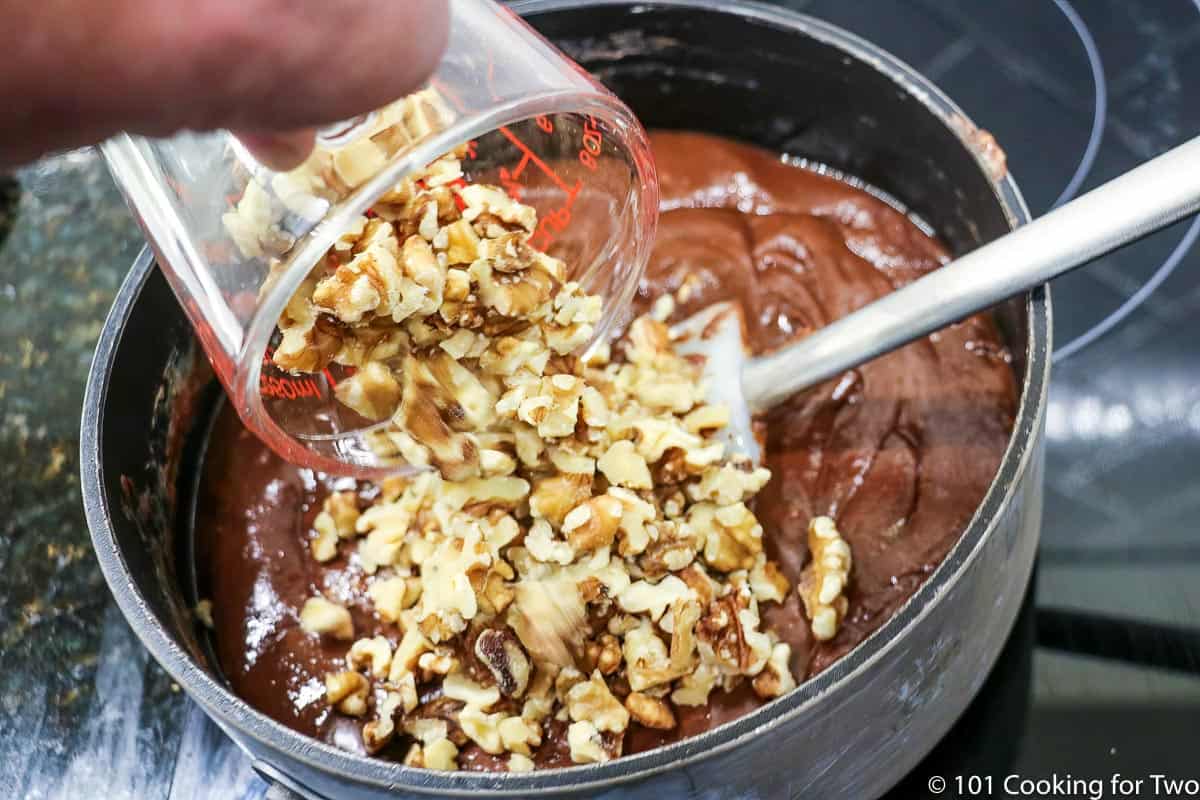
(82, 1), (1049, 797)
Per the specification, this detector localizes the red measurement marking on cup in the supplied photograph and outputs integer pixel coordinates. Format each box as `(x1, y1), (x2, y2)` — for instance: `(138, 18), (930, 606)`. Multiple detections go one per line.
(578, 116), (603, 172)
(258, 347), (332, 400)
(449, 177), (469, 211)
(498, 125), (575, 195)
(260, 373), (324, 400)
(498, 125), (589, 252)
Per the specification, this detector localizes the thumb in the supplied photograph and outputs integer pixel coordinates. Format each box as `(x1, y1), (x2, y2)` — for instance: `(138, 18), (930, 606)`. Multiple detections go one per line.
(205, 0), (451, 135)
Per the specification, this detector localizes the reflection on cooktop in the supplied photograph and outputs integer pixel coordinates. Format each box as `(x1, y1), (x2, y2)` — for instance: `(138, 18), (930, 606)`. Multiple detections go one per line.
(800, 0), (1200, 357)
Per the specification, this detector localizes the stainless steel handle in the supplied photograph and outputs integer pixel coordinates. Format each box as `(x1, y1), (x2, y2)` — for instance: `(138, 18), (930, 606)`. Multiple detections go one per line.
(743, 135), (1200, 412)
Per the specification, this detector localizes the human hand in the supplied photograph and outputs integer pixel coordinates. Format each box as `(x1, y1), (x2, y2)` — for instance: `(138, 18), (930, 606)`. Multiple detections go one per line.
(0, 0), (449, 169)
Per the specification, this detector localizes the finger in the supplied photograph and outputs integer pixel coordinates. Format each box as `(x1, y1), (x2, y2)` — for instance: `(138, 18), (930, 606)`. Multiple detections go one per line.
(193, 0), (451, 134)
(237, 129), (317, 171)
(0, 0), (451, 165)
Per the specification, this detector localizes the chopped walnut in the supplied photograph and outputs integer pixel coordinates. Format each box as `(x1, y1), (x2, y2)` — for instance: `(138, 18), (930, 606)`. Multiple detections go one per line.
(567, 720), (609, 764)
(327, 492), (361, 529)
(667, 599), (702, 675)
(690, 502), (764, 572)
(459, 705), (507, 754)
(442, 672), (501, 711)
(622, 621), (674, 692)
(524, 518), (575, 565)
(508, 753), (535, 773)
(682, 404), (730, 434)
(597, 440), (653, 490)
(368, 575), (420, 622)
(638, 521), (699, 579)
(417, 648), (459, 681)
(417, 529), (492, 641)
(589, 634), (623, 676)
(347, 636), (393, 679)
(498, 715), (542, 757)
(563, 495), (623, 553)
(300, 596), (354, 640)
(474, 627), (531, 698)
(617, 575), (695, 625)
(423, 737), (460, 771)
(565, 671), (629, 734)
(334, 361), (402, 421)
(625, 692), (676, 730)
(752, 642), (797, 699)
(362, 689), (404, 753)
(388, 626), (432, 683)
(688, 463), (772, 506)
(749, 555), (791, 604)
(530, 473), (592, 528)
(324, 670), (369, 716)
(312, 242), (395, 324)
(799, 516), (852, 642)
(671, 662), (718, 707)
(696, 591), (772, 678)
(331, 138), (389, 190)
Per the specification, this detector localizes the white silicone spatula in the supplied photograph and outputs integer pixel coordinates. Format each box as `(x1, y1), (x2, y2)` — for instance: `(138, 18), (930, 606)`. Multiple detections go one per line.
(671, 136), (1200, 463)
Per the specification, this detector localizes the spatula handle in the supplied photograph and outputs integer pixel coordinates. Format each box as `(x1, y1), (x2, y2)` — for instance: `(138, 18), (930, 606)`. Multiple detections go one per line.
(743, 135), (1200, 412)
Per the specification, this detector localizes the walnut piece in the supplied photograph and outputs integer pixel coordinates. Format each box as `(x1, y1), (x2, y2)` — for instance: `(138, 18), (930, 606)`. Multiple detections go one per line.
(362, 689), (404, 753)
(347, 636), (393, 679)
(625, 692), (676, 730)
(311, 491), (360, 562)
(474, 627), (531, 698)
(324, 670), (369, 716)
(597, 440), (653, 489)
(423, 737), (460, 771)
(752, 642), (797, 699)
(563, 495), (623, 552)
(300, 596), (353, 640)
(530, 473), (592, 528)
(567, 720), (609, 764)
(334, 361), (402, 421)
(508, 753), (535, 773)
(799, 516), (852, 642)
(368, 575), (419, 623)
(565, 671), (630, 734)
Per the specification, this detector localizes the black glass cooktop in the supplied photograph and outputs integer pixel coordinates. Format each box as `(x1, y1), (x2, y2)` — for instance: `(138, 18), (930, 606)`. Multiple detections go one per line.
(8, 1), (1197, 798)
(839, 0), (1200, 795)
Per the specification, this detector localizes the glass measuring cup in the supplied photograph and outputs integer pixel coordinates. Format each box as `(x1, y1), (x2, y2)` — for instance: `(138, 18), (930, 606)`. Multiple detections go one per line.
(101, 0), (658, 478)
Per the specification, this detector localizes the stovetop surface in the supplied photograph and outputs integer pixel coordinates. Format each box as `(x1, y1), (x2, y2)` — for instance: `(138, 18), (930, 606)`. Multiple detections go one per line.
(1, 1), (1198, 798)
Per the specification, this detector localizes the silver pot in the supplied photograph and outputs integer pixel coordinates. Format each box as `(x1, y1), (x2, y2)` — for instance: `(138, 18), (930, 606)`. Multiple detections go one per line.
(81, 2), (1049, 797)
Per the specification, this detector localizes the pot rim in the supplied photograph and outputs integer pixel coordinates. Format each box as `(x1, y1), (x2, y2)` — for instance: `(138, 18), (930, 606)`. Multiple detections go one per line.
(82, 0), (1051, 795)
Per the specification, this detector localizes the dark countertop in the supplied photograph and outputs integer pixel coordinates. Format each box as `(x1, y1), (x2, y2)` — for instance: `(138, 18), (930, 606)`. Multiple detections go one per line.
(0, 152), (192, 797)
(3, 1), (1200, 798)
